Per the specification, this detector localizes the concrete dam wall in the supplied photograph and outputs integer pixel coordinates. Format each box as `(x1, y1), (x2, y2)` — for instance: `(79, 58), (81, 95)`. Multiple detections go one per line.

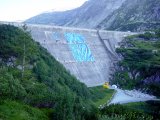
(1, 22), (135, 87)
(26, 24), (136, 87)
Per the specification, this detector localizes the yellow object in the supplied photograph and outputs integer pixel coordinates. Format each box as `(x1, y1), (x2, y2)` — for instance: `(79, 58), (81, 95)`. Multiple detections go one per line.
(103, 82), (109, 89)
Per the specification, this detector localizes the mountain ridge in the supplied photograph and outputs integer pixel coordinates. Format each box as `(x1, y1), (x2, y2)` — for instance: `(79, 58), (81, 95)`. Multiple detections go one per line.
(26, 0), (126, 28)
(98, 0), (160, 31)
(26, 0), (160, 32)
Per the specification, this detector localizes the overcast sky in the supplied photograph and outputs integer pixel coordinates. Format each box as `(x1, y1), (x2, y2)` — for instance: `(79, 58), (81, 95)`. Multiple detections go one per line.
(0, 0), (88, 22)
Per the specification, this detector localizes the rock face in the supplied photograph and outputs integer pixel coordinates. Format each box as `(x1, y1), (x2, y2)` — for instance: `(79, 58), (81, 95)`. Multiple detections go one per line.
(143, 72), (160, 84)
(25, 0), (126, 28)
(26, 0), (160, 31)
(98, 0), (160, 31)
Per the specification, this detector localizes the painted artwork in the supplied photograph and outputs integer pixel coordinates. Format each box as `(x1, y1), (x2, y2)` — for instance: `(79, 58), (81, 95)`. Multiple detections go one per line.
(65, 33), (94, 62)
(52, 32), (61, 41)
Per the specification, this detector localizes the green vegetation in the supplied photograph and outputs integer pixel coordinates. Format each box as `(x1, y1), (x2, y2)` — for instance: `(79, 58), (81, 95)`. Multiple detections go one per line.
(123, 100), (160, 120)
(98, 99), (160, 120)
(111, 30), (160, 96)
(99, 115), (125, 120)
(0, 100), (49, 120)
(90, 86), (115, 107)
(0, 24), (98, 120)
(100, 104), (153, 120)
(123, 102), (150, 112)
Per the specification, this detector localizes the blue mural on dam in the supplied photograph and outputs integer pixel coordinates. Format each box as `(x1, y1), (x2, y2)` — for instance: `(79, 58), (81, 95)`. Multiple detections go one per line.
(52, 32), (61, 41)
(65, 33), (94, 62)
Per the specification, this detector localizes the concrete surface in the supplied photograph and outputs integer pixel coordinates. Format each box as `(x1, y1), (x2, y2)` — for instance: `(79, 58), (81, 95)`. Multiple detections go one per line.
(26, 24), (136, 87)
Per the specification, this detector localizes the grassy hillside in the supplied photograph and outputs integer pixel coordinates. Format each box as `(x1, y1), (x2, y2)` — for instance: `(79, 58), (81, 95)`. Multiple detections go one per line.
(89, 86), (115, 107)
(0, 100), (49, 120)
(111, 30), (160, 96)
(123, 100), (160, 120)
(99, 104), (153, 120)
(0, 24), (99, 120)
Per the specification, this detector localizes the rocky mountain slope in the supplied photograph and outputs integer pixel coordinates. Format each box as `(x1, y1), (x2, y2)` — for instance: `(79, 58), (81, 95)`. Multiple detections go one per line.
(111, 30), (160, 96)
(98, 0), (160, 31)
(25, 0), (126, 28)
(26, 0), (160, 32)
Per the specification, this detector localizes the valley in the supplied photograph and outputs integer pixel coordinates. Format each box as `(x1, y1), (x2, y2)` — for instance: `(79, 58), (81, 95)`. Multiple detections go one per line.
(0, 0), (160, 119)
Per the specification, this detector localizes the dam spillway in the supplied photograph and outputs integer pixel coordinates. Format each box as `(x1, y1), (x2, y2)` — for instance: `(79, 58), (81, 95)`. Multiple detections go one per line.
(5, 22), (135, 87)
